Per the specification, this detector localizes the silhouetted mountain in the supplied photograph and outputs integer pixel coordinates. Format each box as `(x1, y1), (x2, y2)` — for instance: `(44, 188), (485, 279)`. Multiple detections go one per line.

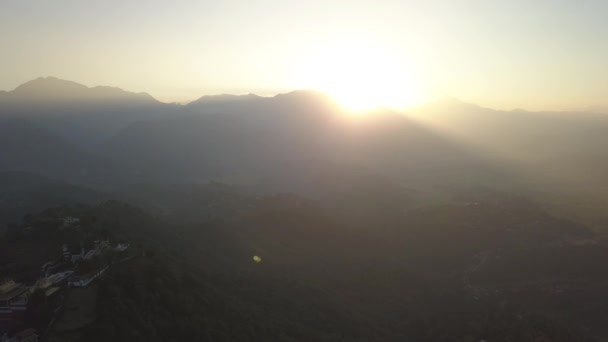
(192, 93), (261, 104)
(413, 97), (608, 169)
(0, 77), (176, 146)
(102, 91), (341, 182)
(5, 77), (608, 224)
(185, 89), (341, 131)
(413, 98), (608, 224)
(7, 76), (157, 104)
(102, 92), (499, 194)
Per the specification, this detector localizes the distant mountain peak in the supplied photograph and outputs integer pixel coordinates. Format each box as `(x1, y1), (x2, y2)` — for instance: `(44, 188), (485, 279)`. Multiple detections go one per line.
(192, 93), (261, 104)
(88, 85), (157, 101)
(272, 90), (339, 110)
(13, 76), (88, 95)
(187, 90), (338, 111)
(8, 76), (159, 104)
(274, 89), (331, 101)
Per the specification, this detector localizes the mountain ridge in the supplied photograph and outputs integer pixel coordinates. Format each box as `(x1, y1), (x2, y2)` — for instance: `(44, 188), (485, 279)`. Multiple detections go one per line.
(6, 76), (159, 104)
(4, 76), (608, 225)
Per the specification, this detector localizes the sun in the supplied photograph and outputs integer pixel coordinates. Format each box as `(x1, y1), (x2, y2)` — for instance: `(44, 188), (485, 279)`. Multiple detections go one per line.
(295, 35), (422, 112)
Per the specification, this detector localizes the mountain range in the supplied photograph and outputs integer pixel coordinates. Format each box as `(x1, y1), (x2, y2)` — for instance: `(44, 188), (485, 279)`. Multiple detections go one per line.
(2, 77), (608, 225)
(4, 77), (608, 340)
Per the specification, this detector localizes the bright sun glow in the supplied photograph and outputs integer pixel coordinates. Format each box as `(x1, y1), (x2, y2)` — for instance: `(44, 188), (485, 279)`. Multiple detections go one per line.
(295, 35), (422, 113)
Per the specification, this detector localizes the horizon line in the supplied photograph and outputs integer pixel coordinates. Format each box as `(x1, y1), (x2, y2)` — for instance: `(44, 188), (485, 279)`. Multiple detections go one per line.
(2, 76), (606, 114)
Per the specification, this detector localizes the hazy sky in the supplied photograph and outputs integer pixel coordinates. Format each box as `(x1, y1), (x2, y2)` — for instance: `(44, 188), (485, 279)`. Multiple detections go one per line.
(1, 0), (607, 110)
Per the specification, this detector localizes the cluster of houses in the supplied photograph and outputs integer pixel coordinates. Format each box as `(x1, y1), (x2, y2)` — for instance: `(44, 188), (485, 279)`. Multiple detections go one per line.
(0, 280), (30, 340)
(62, 239), (110, 264)
(0, 217), (130, 341)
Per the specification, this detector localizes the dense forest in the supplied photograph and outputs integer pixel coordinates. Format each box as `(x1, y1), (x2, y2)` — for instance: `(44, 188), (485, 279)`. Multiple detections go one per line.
(3, 192), (607, 341)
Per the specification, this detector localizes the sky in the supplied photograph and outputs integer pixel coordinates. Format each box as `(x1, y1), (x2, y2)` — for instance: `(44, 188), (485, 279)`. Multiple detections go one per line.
(1, 0), (607, 110)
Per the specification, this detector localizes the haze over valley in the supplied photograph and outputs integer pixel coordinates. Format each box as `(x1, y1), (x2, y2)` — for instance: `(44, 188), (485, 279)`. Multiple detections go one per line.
(3, 1), (608, 341)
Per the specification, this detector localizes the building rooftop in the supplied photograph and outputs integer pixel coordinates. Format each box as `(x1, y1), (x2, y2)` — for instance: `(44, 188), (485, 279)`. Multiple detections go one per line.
(0, 287), (27, 302)
(0, 280), (18, 294)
